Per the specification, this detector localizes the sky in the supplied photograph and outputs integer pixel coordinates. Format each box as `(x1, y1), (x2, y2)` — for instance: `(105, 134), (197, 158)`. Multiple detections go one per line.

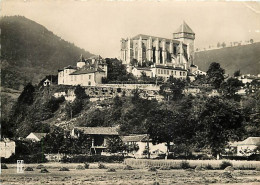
(2, 0), (260, 58)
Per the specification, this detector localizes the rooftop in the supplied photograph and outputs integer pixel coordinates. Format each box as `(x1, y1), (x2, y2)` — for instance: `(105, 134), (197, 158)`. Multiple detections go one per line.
(238, 137), (260, 146)
(131, 34), (180, 44)
(121, 134), (150, 142)
(74, 127), (119, 135)
(70, 67), (105, 75)
(30, 133), (47, 140)
(174, 21), (195, 34)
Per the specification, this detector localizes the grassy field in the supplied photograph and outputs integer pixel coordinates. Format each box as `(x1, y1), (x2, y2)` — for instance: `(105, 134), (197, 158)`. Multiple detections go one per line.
(1, 162), (260, 185)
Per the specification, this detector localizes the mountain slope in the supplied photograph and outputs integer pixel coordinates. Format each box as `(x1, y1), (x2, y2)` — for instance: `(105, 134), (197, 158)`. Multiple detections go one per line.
(0, 16), (94, 90)
(194, 42), (260, 75)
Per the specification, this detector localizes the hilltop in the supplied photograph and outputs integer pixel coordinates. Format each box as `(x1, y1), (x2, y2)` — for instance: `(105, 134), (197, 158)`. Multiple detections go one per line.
(194, 42), (260, 76)
(1, 16), (94, 90)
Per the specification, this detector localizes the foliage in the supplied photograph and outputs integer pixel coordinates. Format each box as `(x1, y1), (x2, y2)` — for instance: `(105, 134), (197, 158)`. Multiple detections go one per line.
(84, 163), (90, 169)
(2, 153), (48, 163)
(159, 77), (186, 101)
(1, 163), (8, 169)
(180, 161), (191, 169)
(206, 62), (225, 89)
(219, 161), (233, 170)
(106, 136), (126, 153)
(17, 83), (35, 105)
(98, 163), (107, 169)
(195, 97), (244, 156)
(233, 70), (241, 77)
(74, 85), (89, 100)
(65, 98), (83, 118)
(221, 77), (244, 100)
(61, 155), (124, 163)
(44, 127), (92, 154)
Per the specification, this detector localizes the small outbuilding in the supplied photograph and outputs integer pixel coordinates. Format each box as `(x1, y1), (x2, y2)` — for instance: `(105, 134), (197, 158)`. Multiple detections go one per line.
(26, 132), (47, 142)
(237, 137), (260, 156)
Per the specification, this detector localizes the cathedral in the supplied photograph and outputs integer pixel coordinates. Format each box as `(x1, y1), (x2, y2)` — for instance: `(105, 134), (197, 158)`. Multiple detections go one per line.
(120, 21), (195, 80)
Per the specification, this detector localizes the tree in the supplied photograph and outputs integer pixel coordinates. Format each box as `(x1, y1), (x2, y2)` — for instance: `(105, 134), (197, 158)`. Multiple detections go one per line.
(130, 59), (138, 66)
(206, 62), (225, 89)
(217, 42), (221, 48)
(17, 83), (35, 105)
(195, 97), (244, 157)
(159, 77), (185, 101)
(65, 98), (83, 119)
(250, 39), (254, 44)
(74, 85), (89, 100)
(145, 109), (177, 154)
(221, 42), (226, 48)
(234, 70), (241, 77)
(221, 77), (244, 100)
(106, 136), (125, 153)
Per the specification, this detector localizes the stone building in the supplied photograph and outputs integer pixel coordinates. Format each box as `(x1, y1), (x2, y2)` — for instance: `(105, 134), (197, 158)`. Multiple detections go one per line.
(58, 55), (107, 86)
(120, 21), (195, 75)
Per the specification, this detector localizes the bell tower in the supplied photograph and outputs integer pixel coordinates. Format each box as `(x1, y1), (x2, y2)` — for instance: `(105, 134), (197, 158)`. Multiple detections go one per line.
(173, 21), (195, 65)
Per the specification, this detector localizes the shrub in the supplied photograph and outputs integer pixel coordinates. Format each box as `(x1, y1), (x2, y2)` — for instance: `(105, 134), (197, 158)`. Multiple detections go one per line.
(180, 161), (190, 169)
(76, 165), (85, 170)
(148, 166), (157, 172)
(36, 164), (44, 169)
(84, 162), (90, 169)
(195, 166), (203, 171)
(59, 167), (69, 171)
(25, 167), (34, 171)
(98, 163), (106, 169)
(40, 168), (49, 173)
(1, 163), (8, 169)
(107, 168), (116, 172)
(61, 155), (124, 163)
(159, 166), (171, 170)
(220, 161), (233, 170)
(123, 165), (133, 170)
(224, 166), (234, 172)
(205, 164), (213, 170)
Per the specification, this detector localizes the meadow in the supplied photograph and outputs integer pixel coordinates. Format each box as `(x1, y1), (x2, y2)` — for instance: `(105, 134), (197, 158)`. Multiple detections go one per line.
(1, 161), (260, 185)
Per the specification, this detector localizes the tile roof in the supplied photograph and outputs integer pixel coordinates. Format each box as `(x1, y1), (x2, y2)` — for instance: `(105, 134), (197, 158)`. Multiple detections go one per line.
(238, 137), (260, 146)
(121, 134), (151, 142)
(131, 34), (180, 44)
(31, 133), (47, 140)
(64, 65), (77, 70)
(155, 65), (187, 71)
(70, 67), (105, 75)
(174, 21), (195, 34)
(74, 127), (119, 135)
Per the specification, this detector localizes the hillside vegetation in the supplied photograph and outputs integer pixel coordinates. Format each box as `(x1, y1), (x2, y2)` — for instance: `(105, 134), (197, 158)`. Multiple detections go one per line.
(0, 16), (94, 90)
(194, 42), (260, 75)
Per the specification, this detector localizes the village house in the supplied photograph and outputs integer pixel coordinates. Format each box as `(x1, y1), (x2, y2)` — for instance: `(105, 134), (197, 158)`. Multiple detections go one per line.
(121, 134), (168, 158)
(26, 132), (47, 142)
(71, 127), (119, 155)
(58, 55), (107, 87)
(237, 137), (260, 156)
(0, 138), (15, 158)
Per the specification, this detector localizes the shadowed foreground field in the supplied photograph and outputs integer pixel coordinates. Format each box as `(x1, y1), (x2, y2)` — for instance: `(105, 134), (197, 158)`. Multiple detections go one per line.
(1, 163), (260, 185)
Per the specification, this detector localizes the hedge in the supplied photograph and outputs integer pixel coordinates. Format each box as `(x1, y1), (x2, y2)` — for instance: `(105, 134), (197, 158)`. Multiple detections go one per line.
(61, 155), (124, 163)
(1, 153), (47, 163)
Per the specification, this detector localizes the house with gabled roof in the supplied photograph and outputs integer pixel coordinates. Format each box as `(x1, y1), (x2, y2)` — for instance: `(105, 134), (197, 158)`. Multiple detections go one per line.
(26, 132), (47, 142)
(237, 137), (260, 156)
(71, 127), (119, 154)
(58, 55), (107, 86)
(121, 134), (168, 158)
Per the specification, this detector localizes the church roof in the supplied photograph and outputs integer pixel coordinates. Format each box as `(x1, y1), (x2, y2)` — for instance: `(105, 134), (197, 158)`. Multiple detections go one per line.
(131, 34), (180, 44)
(174, 21), (195, 34)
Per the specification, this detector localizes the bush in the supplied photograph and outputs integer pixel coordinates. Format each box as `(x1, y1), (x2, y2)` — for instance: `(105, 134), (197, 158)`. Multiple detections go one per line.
(24, 167), (34, 171)
(76, 165), (85, 170)
(107, 168), (116, 172)
(1, 163), (8, 169)
(148, 166), (157, 172)
(40, 168), (49, 173)
(98, 163), (106, 169)
(84, 162), (90, 169)
(205, 164), (213, 170)
(220, 161), (233, 170)
(123, 165), (133, 170)
(36, 164), (44, 169)
(61, 155), (124, 163)
(159, 166), (171, 170)
(2, 153), (47, 163)
(59, 167), (69, 171)
(180, 161), (190, 169)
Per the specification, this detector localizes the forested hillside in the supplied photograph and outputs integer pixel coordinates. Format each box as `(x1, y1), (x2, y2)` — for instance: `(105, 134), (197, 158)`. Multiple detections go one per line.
(194, 42), (260, 75)
(0, 16), (94, 90)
